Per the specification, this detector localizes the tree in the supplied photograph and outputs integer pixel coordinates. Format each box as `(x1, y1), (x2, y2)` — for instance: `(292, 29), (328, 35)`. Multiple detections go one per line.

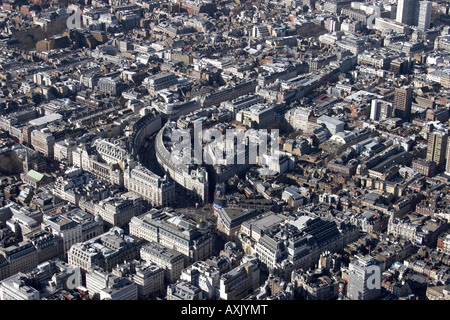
(0, 151), (23, 175)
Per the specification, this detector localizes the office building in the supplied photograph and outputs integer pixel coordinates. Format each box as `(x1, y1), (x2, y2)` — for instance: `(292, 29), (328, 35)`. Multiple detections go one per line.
(30, 128), (55, 158)
(252, 25), (270, 39)
(0, 241), (38, 281)
(179, 261), (220, 299)
(235, 104), (276, 129)
(396, 0), (418, 26)
(251, 213), (358, 279)
(292, 268), (340, 300)
(219, 256), (260, 300)
(216, 207), (261, 240)
(94, 192), (142, 228)
(317, 115), (345, 135)
(426, 130), (448, 169)
(85, 266), (116, 298)
(167, 280), (203, 300)
(53, 139), (78, 165)
(323, 0), (352, 14)
(93, 139), (128, 165)
(284, 106), (312, 131)
(143, 72), (178, 93)
(139, 242), (184, 283)
(100, 278), (138, 300)
(417, 1), (432, 30)
(201, 80), (257, 108)
(27, 230), (65, 264)
(0, 273), (40, 300)
(347, 255), (384, 300)
(123, 165), (176, 207)
(393, 87), (413, 121)
(412, 159), (436, 177)
(130, 209), (213, 263)
(42, 208), (104, 256)
(434, 35), (450, 51)
(222, 95), (265, 117)
(371, 99), (393, 121)
(97, 77), (124, 96)
(0, 231), (65, 282)
(86, 265), (142, 300)
(40, 214), (80, 257)
(374, 17), (411, 34)
(67, 227), (143, 273)
(240, 213), (286, 242)
(446, 141), (450, 176)
(388, 213), (447, 246)
(112, 260), (164, 299)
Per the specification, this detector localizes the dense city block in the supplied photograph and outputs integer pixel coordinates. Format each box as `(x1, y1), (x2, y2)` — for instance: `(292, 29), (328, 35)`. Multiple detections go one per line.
(0, 0), (450, 301)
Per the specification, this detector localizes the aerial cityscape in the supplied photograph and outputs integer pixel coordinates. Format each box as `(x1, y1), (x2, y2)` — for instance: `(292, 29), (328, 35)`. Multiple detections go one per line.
(0, 0), (449, 302)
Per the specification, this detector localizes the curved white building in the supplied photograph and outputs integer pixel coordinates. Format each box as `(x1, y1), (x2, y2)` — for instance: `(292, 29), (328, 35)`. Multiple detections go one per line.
(155, 124), (209, 203)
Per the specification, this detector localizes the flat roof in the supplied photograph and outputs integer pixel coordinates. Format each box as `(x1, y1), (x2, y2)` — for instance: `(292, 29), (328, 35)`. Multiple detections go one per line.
(251, 214), (285, 231)
(28, 113), (63, 126)
(317, 115), (344, 126)
(24, 170), (44, 182)
(287, 215), (313, 231)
